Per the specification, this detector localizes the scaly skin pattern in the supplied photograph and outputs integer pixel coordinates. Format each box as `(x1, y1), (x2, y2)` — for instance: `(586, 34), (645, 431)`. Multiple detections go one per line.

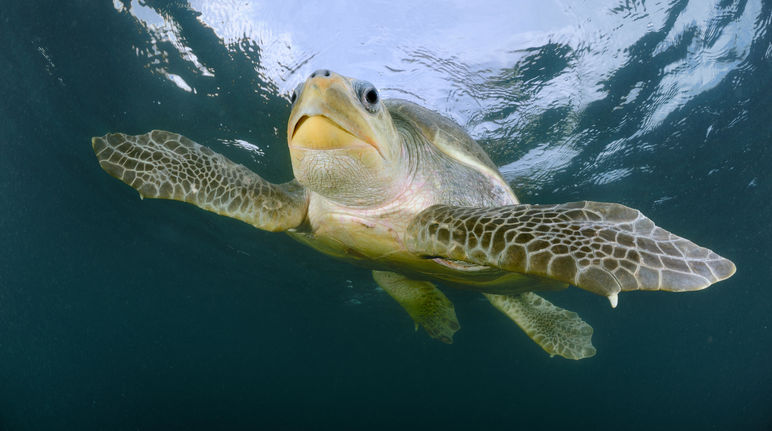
(405, 201), (736, 300)
(92, 130), (308, 232)
(485, 292), (596, 359)
(373, 270), (460, 344)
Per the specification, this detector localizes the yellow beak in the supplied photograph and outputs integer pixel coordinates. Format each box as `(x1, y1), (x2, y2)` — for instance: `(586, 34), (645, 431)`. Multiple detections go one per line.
(290, 115), (371, 151)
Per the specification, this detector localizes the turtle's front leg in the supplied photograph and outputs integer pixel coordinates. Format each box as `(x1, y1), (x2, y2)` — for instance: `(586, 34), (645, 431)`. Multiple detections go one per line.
(405, 202), (736, 306)
(92, 130), (308, 231)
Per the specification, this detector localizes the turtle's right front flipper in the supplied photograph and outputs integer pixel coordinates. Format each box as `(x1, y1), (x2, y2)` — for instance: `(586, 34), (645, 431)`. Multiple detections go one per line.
(92, 130), (308, 231)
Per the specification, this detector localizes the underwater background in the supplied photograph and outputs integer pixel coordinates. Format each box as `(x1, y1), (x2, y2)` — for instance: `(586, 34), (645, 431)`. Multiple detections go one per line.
(1, 0), (770, 429)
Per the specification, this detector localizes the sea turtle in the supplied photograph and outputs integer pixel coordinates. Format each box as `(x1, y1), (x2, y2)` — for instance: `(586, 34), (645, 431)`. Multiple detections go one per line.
(92, 69), (735, 359)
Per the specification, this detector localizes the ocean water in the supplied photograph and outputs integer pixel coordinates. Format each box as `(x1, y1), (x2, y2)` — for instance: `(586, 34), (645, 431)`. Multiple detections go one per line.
(1, 0), (770, 429)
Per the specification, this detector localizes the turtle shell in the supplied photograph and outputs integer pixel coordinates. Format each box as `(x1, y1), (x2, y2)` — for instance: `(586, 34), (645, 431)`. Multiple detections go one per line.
(384, 99), (508, 188)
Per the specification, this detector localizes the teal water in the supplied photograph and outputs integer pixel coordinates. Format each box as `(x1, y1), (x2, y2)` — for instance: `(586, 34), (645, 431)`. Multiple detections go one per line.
(1, 1), (770, 429)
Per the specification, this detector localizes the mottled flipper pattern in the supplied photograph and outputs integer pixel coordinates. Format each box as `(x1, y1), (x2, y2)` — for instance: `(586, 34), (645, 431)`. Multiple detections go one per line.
(373, 271), (460, 343)
(92, 130), (308, 231)
(486, 292), (596, 360)
(406, 202), (735, 303)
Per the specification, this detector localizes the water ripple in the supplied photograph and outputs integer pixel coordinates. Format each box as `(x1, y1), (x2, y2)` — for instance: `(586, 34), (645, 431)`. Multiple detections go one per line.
(117, 0), (766, 197)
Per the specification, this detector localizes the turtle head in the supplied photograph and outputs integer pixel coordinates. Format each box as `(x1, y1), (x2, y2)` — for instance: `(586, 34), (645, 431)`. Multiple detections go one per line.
(287, 70), (406, 207)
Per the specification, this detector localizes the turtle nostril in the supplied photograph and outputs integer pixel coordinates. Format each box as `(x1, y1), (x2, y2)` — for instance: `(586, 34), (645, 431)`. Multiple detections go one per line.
(310, 69), (331, 78)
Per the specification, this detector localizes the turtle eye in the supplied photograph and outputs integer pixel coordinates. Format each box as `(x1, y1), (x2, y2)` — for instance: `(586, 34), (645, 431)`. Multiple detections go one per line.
(356, 80), (379, 113)
(290, 82), (304, 105)
(364, 88), (378, 104)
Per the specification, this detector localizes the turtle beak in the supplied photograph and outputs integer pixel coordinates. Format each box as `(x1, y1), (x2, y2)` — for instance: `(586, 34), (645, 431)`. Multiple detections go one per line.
(290, 115), (309, 140)
(290, 114), (374, 153)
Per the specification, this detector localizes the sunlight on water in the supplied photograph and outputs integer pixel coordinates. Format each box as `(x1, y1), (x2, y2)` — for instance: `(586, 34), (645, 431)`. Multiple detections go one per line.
(645, 0), (761, 131)
(118, 0), (765, 197)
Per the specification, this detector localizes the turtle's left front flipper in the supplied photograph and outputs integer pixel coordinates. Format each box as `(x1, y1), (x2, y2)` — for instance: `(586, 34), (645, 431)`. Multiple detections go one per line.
(406, 202), (736, 304)
(92, 130), (308, 231)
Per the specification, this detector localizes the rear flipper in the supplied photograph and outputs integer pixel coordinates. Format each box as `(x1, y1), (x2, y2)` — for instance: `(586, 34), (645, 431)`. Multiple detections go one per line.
(373, 271), (460, 344)
(485, 292), (596, 360)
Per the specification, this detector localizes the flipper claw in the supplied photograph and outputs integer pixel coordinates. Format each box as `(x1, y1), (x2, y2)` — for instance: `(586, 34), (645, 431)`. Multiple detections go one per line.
(608, 293), (619, 308)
